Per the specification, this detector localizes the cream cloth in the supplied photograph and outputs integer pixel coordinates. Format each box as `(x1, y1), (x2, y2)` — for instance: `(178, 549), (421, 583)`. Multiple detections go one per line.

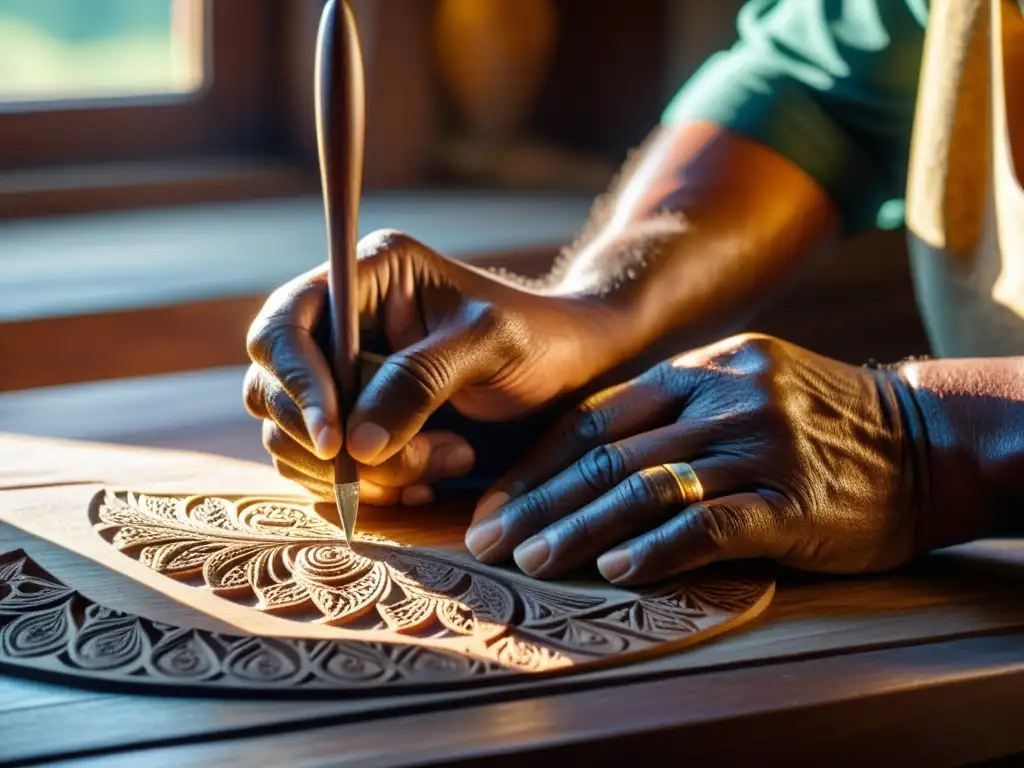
(905, 0), (1024, 356)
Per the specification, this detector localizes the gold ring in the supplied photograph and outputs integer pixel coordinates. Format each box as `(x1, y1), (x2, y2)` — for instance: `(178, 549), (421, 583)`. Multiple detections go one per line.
(658, 462), (704, 506)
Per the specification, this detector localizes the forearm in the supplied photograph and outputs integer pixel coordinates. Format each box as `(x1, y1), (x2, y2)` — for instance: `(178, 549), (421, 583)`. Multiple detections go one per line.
(541, 121), (840, 373)
(900, 357), (1024, 549)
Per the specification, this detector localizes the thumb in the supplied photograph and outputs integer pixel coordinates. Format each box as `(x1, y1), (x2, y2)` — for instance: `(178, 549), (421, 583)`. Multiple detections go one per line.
(345, 317), (504, 465)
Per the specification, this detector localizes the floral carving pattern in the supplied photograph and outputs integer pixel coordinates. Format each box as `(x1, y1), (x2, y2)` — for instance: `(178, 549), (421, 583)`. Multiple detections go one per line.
(88, 491), (773, 673)
(0, 551), (511, 694)
(0, 491), (773, 694)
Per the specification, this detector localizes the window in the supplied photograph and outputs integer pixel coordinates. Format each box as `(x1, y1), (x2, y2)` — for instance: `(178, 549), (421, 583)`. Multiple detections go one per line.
(0, 0), (300, 186)
(0, 0), (203, 103)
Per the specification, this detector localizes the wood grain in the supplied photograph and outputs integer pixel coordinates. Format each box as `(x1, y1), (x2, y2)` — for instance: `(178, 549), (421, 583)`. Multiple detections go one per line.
(52, 632), (1024, 768)
(5, 433), (1024, 765)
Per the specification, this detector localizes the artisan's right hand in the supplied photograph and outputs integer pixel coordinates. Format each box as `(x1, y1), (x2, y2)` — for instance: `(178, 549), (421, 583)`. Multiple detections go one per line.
(244, 230), (620, 506)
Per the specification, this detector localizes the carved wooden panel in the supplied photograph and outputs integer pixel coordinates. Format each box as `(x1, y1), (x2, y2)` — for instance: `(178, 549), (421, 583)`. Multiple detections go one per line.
(0, 550), (511, 695)
(0, 489), (774, 696)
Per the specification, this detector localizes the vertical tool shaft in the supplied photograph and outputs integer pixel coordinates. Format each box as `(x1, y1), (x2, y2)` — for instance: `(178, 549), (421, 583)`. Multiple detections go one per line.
(314, 0), (365, 544)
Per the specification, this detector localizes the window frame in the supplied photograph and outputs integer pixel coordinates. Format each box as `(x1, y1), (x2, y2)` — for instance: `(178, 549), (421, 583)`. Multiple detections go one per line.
(0, 0), (330, 217)
(0, 0), (283, 170)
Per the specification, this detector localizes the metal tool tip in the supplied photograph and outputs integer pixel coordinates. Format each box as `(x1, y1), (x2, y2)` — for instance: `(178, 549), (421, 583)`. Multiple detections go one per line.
(334, 481), (360, 547)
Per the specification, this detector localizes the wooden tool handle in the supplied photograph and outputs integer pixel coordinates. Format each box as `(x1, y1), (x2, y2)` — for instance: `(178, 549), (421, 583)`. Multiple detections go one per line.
(315, 0), (365, 444)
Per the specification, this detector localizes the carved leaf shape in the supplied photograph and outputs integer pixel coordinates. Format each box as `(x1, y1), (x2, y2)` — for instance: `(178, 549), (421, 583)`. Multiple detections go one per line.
(0, 556), (25, 582)
(517, 581), (606, 623)
(624, 597), (702, 636)
(379, 594), (438, 633)
(673, 581), (764, 614)
(68, 604), (150, 672)
(438, 577), (514, 641)
(111, 525), (187, 553)
(397, 645), (476, 679)
(387, 553), (466, 594)
(188, 497), (235, 532)
(304, 562), (390, 625)
(491, 635), (572, 671)
(314, 641), (395, 685)
(150, 629), (220, 681)
(138, 494), (181, 522)
(203, 545), (268, 596)
(526, 616), (628, 655)
(0, 599), (73, 658)
(222, 638), (303, 685)
(0, 573), (74, 613)
(139, 540), (228, 575)
(253, 580), (312, 613)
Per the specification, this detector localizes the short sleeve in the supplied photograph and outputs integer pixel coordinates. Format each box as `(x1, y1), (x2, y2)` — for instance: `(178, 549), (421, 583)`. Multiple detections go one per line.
(662, 0), (925, 234)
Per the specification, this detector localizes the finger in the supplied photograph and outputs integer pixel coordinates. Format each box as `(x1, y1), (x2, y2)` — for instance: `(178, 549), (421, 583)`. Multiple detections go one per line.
(264, 421), (474, 491)
(355, 230), (430, 353)
(272, 455), (409, 508)
(465, 419), (725, 558)
(597, 491), (791, 586)
(473, 367), (686, 522)
(361, 431), (475, 487)
(346, 319), (503, 466)
(263, 420), (327, 480)
(246, 268), (341, 460)
(471, 418), (725, 528)
(247, 367), (317, 453)
(498, 458), (736, 578)
(272, 458), (333, 500)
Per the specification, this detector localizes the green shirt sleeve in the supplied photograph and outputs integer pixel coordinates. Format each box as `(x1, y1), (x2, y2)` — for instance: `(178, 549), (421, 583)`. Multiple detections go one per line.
(662, 0), (926, 233)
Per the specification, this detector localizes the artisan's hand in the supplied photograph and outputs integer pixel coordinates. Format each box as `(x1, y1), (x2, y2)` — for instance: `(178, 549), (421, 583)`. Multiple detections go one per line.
(465, 334), (925, 584)
(244, 231), (618, 505)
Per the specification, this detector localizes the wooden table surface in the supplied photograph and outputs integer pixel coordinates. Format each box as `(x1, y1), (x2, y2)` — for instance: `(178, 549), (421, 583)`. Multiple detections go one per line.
(4, 431), (1024, 767)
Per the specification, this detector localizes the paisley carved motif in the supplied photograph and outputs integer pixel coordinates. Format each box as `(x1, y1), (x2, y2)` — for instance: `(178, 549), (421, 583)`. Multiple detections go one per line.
(0, 488), (773, 695)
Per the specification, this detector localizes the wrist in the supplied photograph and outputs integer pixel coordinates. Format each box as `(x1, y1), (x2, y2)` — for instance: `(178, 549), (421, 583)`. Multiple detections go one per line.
(542, 223), (689, 385)
(896, 360), (1008, 550)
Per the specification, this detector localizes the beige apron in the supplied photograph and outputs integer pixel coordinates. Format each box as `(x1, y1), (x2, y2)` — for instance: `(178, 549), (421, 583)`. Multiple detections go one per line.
(905, 0), (1024, 356)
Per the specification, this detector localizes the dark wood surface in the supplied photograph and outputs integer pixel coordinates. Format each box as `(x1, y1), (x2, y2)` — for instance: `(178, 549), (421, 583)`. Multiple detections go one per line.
(2, 431), (1024, 766)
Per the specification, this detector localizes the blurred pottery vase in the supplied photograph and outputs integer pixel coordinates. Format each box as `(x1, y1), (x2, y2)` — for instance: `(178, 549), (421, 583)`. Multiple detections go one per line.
(434, 0), (557, 147)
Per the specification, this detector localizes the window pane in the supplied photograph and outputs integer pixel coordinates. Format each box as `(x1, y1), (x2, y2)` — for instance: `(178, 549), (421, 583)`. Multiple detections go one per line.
(0, 0), (204, 103)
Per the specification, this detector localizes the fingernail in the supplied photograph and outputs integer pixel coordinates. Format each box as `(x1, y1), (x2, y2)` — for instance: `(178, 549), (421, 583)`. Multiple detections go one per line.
(402, 484), (434, 506)
(348, 422), (390, 463)
(440, 445), (475, 476)
(303, 406), (340, 459)
(472, 491), (509, 524)
(514, 536), (551, 575)
(597, 548), (633, 583)
(465, 518), (503, 558)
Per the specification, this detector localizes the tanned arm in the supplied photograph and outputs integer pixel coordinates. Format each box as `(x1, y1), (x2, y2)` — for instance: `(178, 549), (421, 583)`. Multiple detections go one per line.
(521, 121), (841, 380)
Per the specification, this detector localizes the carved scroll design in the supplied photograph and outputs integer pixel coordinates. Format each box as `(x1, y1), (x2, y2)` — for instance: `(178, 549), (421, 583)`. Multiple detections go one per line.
(0, 551), (513, 694)
(90, 491), (772, 665)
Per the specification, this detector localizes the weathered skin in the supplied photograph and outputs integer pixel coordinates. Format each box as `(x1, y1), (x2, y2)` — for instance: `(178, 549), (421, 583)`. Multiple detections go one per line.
(244, 121), (1024, 581)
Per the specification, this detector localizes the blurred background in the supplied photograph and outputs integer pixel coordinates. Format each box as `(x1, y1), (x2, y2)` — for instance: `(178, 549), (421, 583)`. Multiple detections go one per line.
(0, 0), (928, 460)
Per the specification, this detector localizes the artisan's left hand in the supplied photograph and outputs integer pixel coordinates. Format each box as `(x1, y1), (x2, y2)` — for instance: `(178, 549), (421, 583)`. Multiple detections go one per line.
(465, 334), (924, 585)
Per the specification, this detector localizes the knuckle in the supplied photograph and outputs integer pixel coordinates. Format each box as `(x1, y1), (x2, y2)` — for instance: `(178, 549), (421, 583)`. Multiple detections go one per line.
(276, 365), (316, 407)
(577, 444), (628, 492)
(696, 504), (744, 550)
(569, 400), (611, 444)
(261, 421), (285, 455)
(245, 319), (274, 363)
(358, 229), (418, 260)
(509, 487), (556, 530)
(242, 365), (267, 416)
(381, 349), (454, 399)
(617, 471), (658, 508)
(557, 512), (595, 544)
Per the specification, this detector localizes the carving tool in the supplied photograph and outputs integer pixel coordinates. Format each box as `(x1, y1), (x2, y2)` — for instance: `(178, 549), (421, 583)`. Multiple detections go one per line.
(314, 0), (365, 546)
